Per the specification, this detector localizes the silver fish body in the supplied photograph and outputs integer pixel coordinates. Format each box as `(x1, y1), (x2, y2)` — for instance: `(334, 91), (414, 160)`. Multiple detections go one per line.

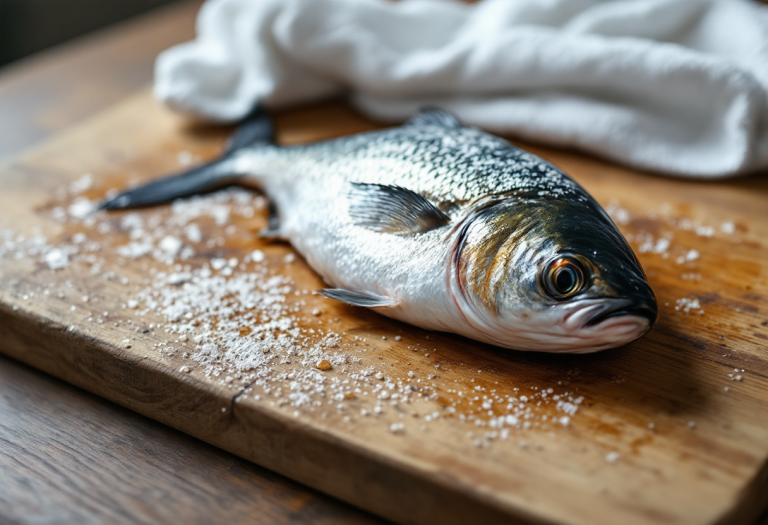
(104, 109), (657, 353)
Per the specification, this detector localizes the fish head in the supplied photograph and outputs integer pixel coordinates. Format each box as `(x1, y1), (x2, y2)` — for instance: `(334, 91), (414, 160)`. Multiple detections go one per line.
(450, 197), (657, 353)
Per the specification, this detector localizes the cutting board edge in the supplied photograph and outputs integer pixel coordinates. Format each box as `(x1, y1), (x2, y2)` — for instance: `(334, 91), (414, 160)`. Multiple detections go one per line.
(0, 301), (565, 525)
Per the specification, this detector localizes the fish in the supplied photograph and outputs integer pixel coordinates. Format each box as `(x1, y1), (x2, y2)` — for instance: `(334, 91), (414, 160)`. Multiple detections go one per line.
(101, 107), (658, 353)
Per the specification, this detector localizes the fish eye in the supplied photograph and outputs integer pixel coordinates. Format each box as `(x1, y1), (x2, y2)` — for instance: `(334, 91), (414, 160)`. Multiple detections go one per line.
(541, 256), (586, 299)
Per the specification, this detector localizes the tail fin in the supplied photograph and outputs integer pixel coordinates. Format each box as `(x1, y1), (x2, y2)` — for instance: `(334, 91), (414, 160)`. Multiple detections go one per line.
(100, 106), (273, 211)
(224, 105), (274, 154)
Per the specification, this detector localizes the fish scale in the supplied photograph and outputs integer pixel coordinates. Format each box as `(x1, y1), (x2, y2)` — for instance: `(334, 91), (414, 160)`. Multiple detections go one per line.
(267, 125), (585, 209)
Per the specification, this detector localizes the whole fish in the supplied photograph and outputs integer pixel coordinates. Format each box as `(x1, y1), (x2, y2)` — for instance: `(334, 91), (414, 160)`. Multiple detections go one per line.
(102, 108), (657, 353)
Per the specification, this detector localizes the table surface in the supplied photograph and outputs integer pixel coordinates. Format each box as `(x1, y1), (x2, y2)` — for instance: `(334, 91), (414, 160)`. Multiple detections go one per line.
(0, 2), (384, 523)
(0, 2), (767, 525)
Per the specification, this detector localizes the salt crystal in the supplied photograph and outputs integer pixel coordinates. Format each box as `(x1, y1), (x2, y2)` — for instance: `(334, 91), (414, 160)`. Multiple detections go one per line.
(210, 258), (227, 271)
(184, 223), (202, 243)
(390, 423), (405, 434)
(653, 238), (670, 254)
(117, 242), (152, 259)
(44, 249), (69, 270)
(605, 452), (619, 463)
(68, 197), (96, 219)
(177, 151), (194, 166)
(720, 222), (735, 234)
(251, 249), (265, 263)
(159, 236), (182, 257)
(69, 173), (93, 194)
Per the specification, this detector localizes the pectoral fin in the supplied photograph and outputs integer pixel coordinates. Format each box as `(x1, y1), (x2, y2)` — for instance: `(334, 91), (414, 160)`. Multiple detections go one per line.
(318, 288), (395, 308)
(348, 183), (450, 235)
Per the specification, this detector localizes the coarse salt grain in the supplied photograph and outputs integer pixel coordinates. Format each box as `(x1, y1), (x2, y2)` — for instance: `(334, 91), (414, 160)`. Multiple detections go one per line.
(44, 249), (69, 270)
(68, 197), (96, 219)
(250, 249), (265, 263)
(210, 258), (227, 271)
(184, 223), (202, 243)
(159, 236), (182, 256)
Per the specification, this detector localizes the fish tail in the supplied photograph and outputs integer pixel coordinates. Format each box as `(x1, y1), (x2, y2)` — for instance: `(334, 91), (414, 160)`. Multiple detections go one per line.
(100, 106), (274, 210)
(224, 104), (274, 153)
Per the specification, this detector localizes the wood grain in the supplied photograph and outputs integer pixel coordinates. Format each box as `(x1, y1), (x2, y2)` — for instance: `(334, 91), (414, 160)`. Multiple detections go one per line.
(1, 91), (768, 525)
(0, 353), (384, 525)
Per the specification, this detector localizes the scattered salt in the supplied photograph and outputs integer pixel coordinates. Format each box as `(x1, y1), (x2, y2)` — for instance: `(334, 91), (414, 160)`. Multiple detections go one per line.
(251, 249), (265, 263)
(184, 223), (202, 243)
(177, 151), (194, 166)
(44, 249), (69, 270)
(68, 197), (96, 219)
(159, 236), (182, 257)
(210, 258), (227, 271)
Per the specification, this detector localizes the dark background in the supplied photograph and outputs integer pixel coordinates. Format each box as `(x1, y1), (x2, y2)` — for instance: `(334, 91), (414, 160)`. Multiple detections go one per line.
(0, 0), (178, 67)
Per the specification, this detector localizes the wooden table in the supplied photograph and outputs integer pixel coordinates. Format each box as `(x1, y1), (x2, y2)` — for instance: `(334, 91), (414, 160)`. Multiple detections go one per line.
(2, 2), (768, 524)
(0, 2), (383, 523)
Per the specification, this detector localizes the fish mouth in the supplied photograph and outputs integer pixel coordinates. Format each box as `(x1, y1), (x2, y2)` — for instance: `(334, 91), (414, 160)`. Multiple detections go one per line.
(584, 302), (658, 328)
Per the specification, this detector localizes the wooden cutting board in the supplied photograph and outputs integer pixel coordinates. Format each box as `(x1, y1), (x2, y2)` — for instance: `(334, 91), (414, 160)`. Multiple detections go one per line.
(1, 91), (767, 525)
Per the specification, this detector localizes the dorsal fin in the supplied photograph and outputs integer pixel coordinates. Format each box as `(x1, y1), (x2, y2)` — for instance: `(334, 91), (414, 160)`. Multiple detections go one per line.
(348, 183), (450, 235)
(405, 107), (463, 128)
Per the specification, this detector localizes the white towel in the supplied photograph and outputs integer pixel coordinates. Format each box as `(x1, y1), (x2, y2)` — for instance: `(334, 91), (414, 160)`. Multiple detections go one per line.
(155, 0), (768, 178)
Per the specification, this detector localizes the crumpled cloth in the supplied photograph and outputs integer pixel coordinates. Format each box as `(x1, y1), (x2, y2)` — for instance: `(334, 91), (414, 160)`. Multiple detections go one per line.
(155, 0), (768, 178)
